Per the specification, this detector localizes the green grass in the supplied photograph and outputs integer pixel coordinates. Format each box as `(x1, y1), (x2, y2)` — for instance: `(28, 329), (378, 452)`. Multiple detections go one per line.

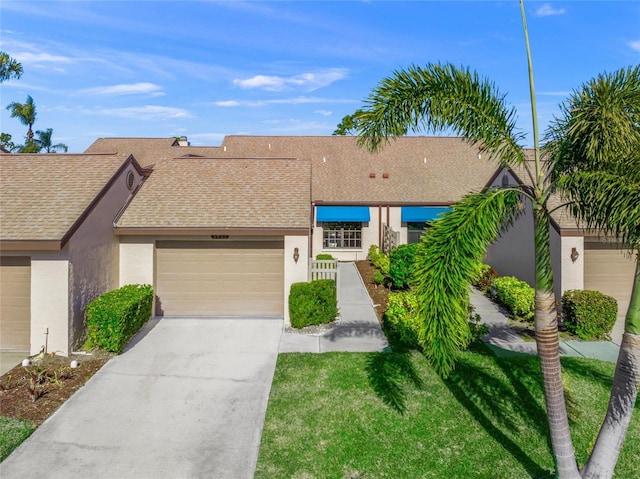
(256, 347), (640, 479)
(0, 417), (34, 462)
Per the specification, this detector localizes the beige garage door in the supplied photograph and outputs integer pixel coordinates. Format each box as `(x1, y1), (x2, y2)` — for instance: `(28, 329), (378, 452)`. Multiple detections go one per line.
(156, 240), (284, 316)
(0, 257), (31, 351)
(584, 242), (637, 315)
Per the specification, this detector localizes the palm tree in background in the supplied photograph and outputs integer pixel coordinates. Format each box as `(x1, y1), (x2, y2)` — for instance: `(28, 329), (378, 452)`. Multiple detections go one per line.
(0, 51), (23, 83)
(34, 128), (68, 153)
(6, 95), (37, 145)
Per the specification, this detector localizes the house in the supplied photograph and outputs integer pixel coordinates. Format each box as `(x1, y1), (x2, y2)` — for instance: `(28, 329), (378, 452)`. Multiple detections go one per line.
(0, 153), (149, 356)
(1, 135), (634, 356)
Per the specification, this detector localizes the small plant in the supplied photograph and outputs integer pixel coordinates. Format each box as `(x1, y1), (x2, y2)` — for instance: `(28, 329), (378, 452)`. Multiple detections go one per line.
(316, 254), (334, 260)
(468, 304), (489, 341)
(384, 291), (420, 347)
(562, 290), (617, 340)
(25, 364), (48, 402)
(472, 263), (498, 293)
(372, 269), (385, 286)
(368, 245), (390, 276)
(388, 243), (420, 290)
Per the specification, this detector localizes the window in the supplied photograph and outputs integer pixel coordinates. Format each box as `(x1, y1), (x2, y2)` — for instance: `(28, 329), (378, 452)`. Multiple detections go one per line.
(407, 222), (431, 244)
(323, 222), (362, 249)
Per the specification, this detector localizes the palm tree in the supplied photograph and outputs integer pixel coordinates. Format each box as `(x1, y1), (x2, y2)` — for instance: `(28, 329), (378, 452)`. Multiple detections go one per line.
(6, 95), (37, 145)
(34, 128), (68, 153)
(349, 2), (583, 477)
(0, 51), (23, 83)
(547, 65), (640, 479)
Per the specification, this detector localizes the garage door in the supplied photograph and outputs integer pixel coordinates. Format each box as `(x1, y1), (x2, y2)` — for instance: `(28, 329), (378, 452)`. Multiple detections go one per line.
(0, 257), (31, 351)
(156, 240), (284, 316)
(584, 242), (637, 315)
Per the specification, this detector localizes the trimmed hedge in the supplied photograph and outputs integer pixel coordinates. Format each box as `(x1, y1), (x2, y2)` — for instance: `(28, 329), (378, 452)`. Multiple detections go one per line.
(384, 291), (420, 347)
(289, 279), (338, 329)
(562, 290), (618, 340)
(86, 284), (154, 353)
(388, 243), (420, 290)
(316, 254), (334, 261)
(493, 276), (535, 321)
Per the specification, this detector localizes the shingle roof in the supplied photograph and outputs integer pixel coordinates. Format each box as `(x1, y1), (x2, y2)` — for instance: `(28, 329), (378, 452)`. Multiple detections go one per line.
(216, 135), (500, 204)
(1, 153), (132, 241)
(116, 157), (310, 230)
(85, 137), (223, 167)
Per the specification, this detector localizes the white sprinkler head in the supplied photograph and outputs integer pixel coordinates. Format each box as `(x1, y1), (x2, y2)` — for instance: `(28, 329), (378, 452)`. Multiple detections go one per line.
(70, 360), (79, 369)
(22, 358), (30, 367)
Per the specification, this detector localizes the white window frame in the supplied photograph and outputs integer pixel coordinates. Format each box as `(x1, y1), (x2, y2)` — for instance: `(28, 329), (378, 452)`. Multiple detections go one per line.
(322, 222), (362, 249)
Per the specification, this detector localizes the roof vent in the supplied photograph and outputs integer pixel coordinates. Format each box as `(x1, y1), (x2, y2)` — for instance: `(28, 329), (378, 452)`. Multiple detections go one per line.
(369, 172), (376, 178)
(383, 173), (389, 179)
(501, 173), (509, 188)
(126, 170), (135, 190)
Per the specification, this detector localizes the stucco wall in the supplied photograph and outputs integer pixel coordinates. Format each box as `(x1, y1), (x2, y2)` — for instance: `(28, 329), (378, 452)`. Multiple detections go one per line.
(67, 165), (145, 352)
(284, 235), (309, 326)
(558, 236), (584, 296)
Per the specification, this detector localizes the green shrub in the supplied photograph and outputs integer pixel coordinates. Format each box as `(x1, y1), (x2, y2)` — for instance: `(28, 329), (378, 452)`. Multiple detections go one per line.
(289, 279), (338, 329)
(86, 284), (154, 353)
(372, 269), (385, 285)
(384, 291), (420, 347)
(315, 254), (334, 261)
(471, 263), (498, 293)
(562, 290), (618, 340)
(388, 243), (420, 290)
(368, 245), (390, 276)
(493, 276), (535, 321)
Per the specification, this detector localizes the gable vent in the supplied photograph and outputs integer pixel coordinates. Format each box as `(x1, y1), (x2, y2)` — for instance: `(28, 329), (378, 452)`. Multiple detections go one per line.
(126, 171), (135, 190)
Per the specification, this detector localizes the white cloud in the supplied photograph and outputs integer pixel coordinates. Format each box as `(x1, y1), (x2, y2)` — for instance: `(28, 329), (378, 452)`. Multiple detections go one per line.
(538, 91), (571, 97)
(79, 82), (165, 97)
(629, 40), (640, 52)
(213, 96), (358, 108)
(315, 110), (333, 116)
(233, 68), (348, 92)
(16, 51), (75, 64)
(214, 100), (241, 107)
(535, 4), (566, 17)
(90, 105), (192, 120)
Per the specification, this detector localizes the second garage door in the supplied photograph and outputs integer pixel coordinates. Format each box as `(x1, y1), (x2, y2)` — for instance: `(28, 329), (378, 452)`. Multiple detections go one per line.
(584, 242), (637, 315)
(0, 256), (31, 351)
(156, 240), (284, 317)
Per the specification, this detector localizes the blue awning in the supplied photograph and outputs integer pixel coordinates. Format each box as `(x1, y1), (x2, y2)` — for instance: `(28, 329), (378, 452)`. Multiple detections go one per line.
(401, 206), (451, 223)
(316, 206), (370, 222)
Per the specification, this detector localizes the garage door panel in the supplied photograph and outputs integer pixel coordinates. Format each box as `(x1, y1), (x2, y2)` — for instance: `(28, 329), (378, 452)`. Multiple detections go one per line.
(0, 257), (31, 351)
(584, 244), (636, 315)
(156, 241), (284, 317)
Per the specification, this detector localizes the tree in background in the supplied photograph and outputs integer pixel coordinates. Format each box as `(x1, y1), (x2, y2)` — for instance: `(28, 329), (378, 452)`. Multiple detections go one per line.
(0, 133), (17, 152)
(548, 65), (640, 479)
(333, 110), (363, 135)
(34, 128), (68, 153)
(0, 51), (23, 83)
(6, 95), (37, 146)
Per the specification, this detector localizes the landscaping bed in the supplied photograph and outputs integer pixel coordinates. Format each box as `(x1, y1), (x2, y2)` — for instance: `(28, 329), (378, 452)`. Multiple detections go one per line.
(0, 351), (111, 427)
(355, 259), (389, 321)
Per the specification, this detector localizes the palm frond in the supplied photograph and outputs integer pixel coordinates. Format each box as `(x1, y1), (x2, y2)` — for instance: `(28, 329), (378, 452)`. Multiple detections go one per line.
(559, 171), (640, 250)
(354, 63), (526, 168)
(412, 187), (523, 376)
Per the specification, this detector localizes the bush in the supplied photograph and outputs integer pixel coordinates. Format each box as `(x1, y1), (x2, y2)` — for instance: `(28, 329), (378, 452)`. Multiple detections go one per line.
(86, 284), (154, 353)
(388, 243), (420, 290)
(493, 276), (535, 321)
(289, 279), (338, 329)
(384, 291), (420, 347)
(562, 290), (618, 340)
(368, 245), (390, 276)
(471, 263), (498, 293)
(315, 254), (334, 261)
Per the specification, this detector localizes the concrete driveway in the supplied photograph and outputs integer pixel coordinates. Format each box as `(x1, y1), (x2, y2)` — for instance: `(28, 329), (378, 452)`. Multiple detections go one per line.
(1, 317), (283, 479)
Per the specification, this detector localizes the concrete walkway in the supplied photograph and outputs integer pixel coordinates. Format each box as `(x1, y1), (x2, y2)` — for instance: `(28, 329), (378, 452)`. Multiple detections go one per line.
(1, 317), (283, 479)
(279, 262), (389, 353)
(473, 288), (621, 363)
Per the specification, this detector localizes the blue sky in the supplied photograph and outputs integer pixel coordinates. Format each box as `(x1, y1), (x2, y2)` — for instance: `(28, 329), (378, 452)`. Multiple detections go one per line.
(1, 1), (638, 152)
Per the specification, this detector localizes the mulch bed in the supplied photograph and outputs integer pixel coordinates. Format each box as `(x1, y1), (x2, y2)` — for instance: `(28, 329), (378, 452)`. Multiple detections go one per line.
(355, 259), (389, 322)
(0, 351), (112, 426)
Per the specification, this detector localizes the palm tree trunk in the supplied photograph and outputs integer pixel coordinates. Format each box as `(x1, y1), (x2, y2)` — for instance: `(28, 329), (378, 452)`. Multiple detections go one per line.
(533, 209), (581, 479)
(581, 259), (640, 479)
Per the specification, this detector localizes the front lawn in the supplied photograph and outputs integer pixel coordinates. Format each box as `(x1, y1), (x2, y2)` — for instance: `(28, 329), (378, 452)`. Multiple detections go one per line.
(0, 417), (34, 462)
(256, 348), (639, 478)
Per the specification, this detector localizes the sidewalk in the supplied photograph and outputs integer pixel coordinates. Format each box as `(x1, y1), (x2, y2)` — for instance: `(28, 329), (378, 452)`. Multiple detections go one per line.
(473, 288), (621, 363)
(279, 262), (389, 353)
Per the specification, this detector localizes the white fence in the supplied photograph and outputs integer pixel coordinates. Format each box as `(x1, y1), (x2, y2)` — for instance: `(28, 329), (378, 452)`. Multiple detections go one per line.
(309, 259), (340, 309)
